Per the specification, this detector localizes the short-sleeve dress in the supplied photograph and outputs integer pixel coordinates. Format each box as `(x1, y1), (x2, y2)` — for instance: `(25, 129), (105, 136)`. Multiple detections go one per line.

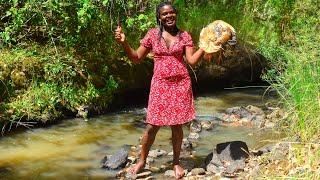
(140, 28), (195, 126)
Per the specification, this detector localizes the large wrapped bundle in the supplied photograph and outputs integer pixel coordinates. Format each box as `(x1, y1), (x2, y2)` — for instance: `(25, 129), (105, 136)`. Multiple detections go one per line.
(199, 20), (236, 54)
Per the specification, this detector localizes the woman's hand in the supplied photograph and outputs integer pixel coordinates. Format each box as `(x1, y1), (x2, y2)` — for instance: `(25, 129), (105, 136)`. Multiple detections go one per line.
(114, 26), (126, 44)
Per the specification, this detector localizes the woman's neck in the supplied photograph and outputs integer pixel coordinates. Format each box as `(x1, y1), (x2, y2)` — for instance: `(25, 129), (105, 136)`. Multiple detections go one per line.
(163, 26), (179, 35)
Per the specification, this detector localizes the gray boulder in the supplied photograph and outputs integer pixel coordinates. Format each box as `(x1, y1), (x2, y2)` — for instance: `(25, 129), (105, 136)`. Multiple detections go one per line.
(206, 141), (250, 174)
(101, 146), (129, 170)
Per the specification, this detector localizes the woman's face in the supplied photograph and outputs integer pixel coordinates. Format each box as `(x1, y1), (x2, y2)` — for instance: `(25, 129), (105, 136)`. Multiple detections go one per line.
(159, 5), (177, 28)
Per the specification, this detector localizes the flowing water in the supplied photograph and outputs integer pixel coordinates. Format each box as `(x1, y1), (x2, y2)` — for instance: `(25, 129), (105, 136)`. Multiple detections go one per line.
(0, 88), (282, 179)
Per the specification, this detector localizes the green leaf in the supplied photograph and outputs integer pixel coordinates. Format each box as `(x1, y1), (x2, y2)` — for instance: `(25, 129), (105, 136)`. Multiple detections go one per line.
(102, 0), (109, 6)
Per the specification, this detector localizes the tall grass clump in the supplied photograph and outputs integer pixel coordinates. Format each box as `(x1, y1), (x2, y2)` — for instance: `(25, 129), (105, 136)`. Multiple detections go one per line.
(257, 0), (319, 141)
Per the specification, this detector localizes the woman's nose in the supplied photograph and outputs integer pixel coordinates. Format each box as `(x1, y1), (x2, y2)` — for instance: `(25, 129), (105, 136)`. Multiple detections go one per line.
(167, 13), (175, 17)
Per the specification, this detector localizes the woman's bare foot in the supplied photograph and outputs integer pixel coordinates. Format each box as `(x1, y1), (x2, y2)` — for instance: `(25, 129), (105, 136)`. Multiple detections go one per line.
(173, 164), (185, 179)
(128, 160), (145, 175)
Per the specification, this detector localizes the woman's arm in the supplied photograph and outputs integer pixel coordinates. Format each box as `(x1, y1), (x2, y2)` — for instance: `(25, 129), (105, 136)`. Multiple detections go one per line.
(121, 41), (150, 63)
(115, 26), (150, 63)
(185, 47), (205, 67)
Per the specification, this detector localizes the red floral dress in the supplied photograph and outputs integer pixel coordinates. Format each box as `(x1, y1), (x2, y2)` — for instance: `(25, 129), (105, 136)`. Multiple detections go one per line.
(140, 28), (195, 126)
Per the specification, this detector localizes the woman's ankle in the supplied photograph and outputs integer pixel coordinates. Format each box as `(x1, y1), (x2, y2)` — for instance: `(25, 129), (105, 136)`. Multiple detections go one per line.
(172, 159), (180, 165)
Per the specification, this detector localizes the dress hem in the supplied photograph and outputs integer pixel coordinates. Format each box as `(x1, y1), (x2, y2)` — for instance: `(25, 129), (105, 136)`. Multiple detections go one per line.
(145, 118), (195, 126)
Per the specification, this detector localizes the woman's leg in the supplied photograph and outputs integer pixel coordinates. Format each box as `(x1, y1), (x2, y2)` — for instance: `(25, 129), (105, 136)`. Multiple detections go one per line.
(171, 124), (184, 179)
(130, 124), (160, 174)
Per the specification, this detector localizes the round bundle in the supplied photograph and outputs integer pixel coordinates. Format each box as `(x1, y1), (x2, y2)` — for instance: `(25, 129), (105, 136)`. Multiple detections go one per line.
(199, 20), (236, 53)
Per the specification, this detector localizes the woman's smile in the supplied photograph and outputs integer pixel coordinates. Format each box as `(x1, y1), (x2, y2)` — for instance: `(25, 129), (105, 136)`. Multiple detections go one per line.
(159, 5), (177, 28)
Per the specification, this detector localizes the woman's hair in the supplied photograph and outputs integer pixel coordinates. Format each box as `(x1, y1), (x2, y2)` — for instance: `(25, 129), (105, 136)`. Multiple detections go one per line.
(156, 2), (178, 41)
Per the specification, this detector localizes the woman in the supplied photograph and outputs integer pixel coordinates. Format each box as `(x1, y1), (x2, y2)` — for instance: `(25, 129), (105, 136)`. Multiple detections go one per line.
(115, 2), (205, 179)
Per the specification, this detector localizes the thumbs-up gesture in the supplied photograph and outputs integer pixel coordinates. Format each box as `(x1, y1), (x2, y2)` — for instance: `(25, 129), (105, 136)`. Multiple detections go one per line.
(114, 26), (126, 44)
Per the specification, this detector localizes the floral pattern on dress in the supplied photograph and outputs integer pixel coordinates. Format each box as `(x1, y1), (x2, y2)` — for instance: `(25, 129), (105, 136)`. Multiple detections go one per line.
(141, 28), (195, 126)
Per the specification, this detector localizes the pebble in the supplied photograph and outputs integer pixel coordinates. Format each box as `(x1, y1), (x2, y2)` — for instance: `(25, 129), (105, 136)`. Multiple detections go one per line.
(190, 168), (206, 175)
(200, 121), (215, 130)
(164, 170), (175, 177)
(148, 149), (167, 158)
(188, 132), (200, 141)
(190, 120), (202, 133)
(136, 171), (152, 178)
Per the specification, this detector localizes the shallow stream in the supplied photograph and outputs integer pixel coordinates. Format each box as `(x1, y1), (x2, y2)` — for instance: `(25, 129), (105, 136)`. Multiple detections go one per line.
(0, 88), (282, 179)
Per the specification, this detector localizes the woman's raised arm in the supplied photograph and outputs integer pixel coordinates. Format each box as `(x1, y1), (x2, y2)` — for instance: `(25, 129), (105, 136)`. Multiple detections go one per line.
(115, 26), (150, 63)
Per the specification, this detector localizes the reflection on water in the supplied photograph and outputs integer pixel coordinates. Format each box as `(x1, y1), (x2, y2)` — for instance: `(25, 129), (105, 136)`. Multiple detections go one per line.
(0, 88), (281, 179)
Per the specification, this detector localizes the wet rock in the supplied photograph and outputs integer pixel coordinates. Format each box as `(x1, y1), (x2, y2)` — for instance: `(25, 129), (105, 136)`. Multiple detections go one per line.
(226, 106), (251, 118)
(190, 120), (202, 133)
(124, 169), (152, 180)
(252, 115), (266, 127)
(190, 168), (206, 175)
(76, 105), (89, 119)
(125, 171), (137, 180)
(191, 142), (198, 148)
(148, 149), (167, 158)
(217, 141), (249, 161)
(164, 170), (175, 177)
(252, 144), (273, 156)
(187, 132), (200, 141)
(200, 121), (215, 130)
(222, 114), (240, 123)
(206, 151), (225, 174)
(212, 113), (225, 121)
(206, 160), (225, 174)
(180, 158), (196, 171)
(264, 121), (275, 128)
(222, 106), (267, 127)
(146, 157), (154, 163)
(128, 156), (137, 164)
(266, 107), (285, 120)
(116, 169), (126, 178)
(206, 141), (250, 174)
(225, 159), (245, 174)
(101, 146), (129, 170)
(181, 138), (193, 151)
(209, 152), (224, 167)
(149, 166), (161, 173)
(160, 164), (169, 171)
(246, 105), (264, 115)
